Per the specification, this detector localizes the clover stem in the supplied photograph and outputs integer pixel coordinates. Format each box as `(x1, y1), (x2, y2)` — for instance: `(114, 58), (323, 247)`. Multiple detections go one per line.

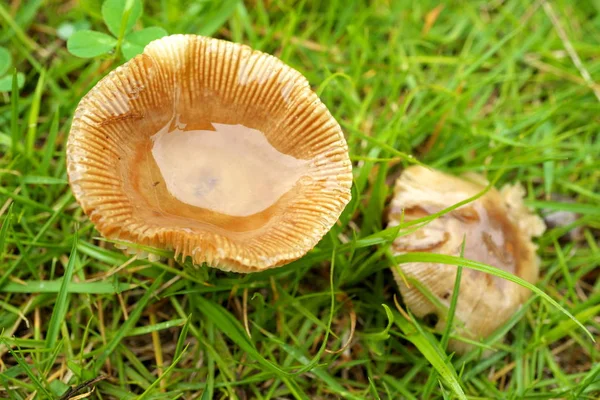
(114, 0), (136, 60)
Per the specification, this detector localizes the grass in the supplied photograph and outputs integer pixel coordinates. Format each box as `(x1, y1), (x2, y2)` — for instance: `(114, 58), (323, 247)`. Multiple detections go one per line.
(1, 0), (599, 398)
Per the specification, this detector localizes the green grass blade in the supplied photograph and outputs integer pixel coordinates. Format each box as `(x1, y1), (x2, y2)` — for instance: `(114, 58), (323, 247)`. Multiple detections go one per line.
(0, 192), (73, 289)
(25, 69), (45, 159)
(536, 304), (600, 346)
(126, 318), (186, 337)
(361, 304), (394, 341)
(45, 232), (78, 351)
(440, 238), (466, 351)
(526, 200), (600, 216)
(264, 334), (363, 400)
(173, 315), (191, 362)
(0, 203), (13, 261)
(392, 311), (466, 399)
(423, 240), (466, 398)
(0, 187), (57, 214)
(572, 361), (600, 398)
(91, 274), (164, 375)
(40, 107), (60, 174)
(21, 176), (68, 185)
(0, 2), (39, 50)
(197, 0), (238, 36)
(1, 345), (53, 398)
(10, 68), (19, 156)
(136, 344), (188, 400)
(0, 280), (132, 294)
(194, 295), (292, 377)
(394, 252), (594, 342)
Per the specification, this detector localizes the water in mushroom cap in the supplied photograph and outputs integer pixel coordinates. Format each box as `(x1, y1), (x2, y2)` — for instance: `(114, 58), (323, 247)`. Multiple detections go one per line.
(151, 118), (310, 217)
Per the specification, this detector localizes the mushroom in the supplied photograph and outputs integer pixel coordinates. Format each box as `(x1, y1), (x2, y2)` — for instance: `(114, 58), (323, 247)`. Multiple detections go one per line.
(67, 35), (352, 272)
(387, 166), (545, 353)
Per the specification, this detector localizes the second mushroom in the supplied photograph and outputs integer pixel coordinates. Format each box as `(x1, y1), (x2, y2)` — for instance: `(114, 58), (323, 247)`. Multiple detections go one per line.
(387, 166), (546, 353)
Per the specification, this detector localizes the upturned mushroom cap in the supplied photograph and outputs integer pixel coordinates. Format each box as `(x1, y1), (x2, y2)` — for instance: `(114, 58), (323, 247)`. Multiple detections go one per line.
(387, 166), (545, 353)
(67, 35), (352, 272)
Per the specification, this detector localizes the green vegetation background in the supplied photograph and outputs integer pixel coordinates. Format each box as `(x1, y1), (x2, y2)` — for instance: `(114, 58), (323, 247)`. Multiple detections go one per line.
(0, 0), (599, 399)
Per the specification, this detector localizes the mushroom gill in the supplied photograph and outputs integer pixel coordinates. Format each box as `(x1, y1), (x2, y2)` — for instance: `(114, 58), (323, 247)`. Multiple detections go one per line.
(67, 34), (352, 273)
(387, 166), (545, 353)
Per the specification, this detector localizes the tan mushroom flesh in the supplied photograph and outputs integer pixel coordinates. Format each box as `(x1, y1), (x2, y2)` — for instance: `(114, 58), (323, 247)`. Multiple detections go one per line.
(67, 35), (352, 272)
(387, 166), (545, 353)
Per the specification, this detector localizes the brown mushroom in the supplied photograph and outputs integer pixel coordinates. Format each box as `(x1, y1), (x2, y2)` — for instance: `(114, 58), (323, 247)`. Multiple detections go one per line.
(67, 35), (352, 272)
(387, 166), (545, 353)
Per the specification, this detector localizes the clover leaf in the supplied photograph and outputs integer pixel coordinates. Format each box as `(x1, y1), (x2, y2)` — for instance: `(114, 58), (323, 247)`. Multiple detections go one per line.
(67, 30), (118, 58)
(67, 0), (167, 60)
(121, 27), (168, 60)
(102, 0), (143, 38)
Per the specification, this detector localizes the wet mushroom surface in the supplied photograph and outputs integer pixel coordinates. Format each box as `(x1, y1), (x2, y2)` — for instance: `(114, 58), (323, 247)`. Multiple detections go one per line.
(67, 34), (353, 272)
(387, 166), (546, 353)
